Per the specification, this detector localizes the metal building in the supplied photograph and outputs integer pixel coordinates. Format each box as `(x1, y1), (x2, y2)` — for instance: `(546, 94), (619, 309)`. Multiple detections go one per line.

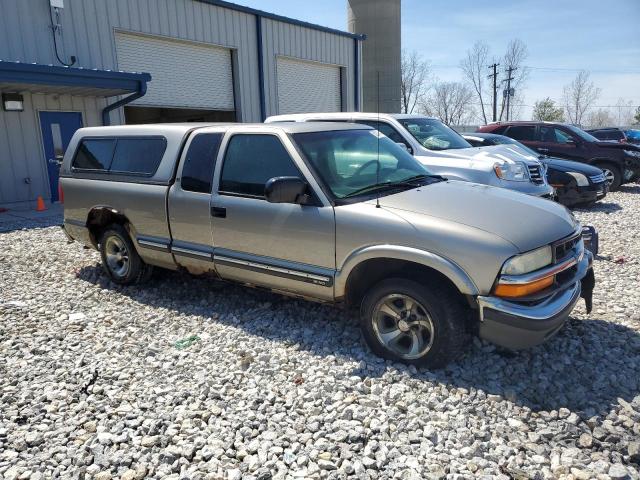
(0, 0), (364, 209)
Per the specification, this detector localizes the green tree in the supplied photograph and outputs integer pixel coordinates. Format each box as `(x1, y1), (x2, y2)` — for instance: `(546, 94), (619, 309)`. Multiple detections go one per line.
(532, 97), (565, 122)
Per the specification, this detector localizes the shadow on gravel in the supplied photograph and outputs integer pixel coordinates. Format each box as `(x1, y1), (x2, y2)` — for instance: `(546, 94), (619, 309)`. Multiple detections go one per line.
(618, 184), (640, 194)
(77, 264), (640, 418)
(573, 201), (622, 214)
(0, 215), (62, 233)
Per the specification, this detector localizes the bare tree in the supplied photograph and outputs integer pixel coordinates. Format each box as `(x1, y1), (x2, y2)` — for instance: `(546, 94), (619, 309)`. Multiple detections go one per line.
(498, 39), (529, 121)
(532, 97), (565, 122)
(401, 50), (431, 114)
(460, 41), (490, 124)
(614, 98), (636, 126)
(587, 108), (615, 128)
(562, 71), (601, 126)
(424, 81), (476, 126)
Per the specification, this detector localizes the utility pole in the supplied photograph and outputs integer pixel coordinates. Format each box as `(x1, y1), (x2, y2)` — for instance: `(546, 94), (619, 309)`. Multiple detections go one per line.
(488, 63), (499, 122)
(503, 66), (517, 121)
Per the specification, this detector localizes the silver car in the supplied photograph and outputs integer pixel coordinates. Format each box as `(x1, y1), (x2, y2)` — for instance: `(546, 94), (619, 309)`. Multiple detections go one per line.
(265, 112), (555, 198)
(61, 122), (594, 368)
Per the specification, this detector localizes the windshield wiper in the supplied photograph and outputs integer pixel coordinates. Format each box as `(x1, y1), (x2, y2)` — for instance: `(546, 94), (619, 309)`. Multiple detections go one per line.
(341, 174), (445, 199)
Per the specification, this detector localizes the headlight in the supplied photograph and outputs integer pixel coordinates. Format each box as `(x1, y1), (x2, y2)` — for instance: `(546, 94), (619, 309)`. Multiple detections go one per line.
(493, 161), (528, 182)
(624, 149), (640, 158)
(567, 172), (589, 187)
(501, 245), (552, 275)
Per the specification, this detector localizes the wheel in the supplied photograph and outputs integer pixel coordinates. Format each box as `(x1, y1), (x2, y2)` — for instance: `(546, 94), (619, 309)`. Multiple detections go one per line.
(597, 162), (622, 191)
(99, 224), (153, 285)
(360, 278), (470, 368)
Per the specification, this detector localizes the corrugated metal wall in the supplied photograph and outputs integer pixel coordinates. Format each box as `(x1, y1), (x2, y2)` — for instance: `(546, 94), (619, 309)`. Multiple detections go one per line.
(0, 0), (358, 207)
(0, 93), (104, 206)
(261, 18), (355, 116)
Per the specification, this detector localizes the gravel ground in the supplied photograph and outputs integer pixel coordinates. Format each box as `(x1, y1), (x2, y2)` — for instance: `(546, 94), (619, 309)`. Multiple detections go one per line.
(1, 187), (640, 480)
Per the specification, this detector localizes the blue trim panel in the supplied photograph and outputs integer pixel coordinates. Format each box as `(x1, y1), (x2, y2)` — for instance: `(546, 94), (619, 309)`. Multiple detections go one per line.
(256, 15), (266, 121)
(196, 0), (365, 39)
(0, 61), (150, 92)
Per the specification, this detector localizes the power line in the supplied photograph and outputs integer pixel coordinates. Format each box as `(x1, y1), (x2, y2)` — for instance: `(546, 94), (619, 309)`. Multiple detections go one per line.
(429, 64), (640, 74)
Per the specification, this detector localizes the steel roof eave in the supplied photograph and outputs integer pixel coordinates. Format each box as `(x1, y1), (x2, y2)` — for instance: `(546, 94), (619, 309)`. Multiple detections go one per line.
(196, 0), (366, 40)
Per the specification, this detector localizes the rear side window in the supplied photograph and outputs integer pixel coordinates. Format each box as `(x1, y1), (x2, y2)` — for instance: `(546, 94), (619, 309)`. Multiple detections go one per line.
(109, 138), (166, 175)
(73, 139), (116, 170)
(73, 137), (165, 175)
(355, 120), (408, 146)
(506, 125), (536, 141)
(220, 134), (300, 197)
(181, 133), (223, 193)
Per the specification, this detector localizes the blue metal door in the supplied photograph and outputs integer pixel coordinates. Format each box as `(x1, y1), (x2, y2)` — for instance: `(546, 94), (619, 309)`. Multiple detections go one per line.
(39, 111), (83, 202)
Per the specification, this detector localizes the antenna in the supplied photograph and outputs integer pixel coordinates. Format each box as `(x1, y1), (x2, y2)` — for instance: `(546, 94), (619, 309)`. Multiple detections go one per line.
(375, 70), (381, 208)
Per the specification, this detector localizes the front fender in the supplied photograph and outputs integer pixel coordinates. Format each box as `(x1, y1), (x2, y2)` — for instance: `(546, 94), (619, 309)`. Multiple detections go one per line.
(334, 244), (479, 298)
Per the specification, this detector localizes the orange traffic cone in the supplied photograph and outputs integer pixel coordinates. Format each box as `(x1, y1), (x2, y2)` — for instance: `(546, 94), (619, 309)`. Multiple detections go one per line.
(36, 196), (46, 212)
(58, 183), (64, 204)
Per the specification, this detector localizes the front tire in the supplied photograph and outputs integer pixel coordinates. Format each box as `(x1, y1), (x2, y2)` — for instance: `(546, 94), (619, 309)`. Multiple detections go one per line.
(360, 278), (470, 369)
(596, 162), (622, 191)
(99, 224), (152, 285)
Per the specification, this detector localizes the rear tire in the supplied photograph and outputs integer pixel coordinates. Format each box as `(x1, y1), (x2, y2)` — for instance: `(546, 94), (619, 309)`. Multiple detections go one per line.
(360, 278), (470, 369)
(596, 162), (622, 191)
(99, 224), (153, 285)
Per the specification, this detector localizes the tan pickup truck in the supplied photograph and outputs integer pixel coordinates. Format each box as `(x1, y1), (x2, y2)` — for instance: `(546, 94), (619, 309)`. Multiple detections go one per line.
(61, 122), (594, 368)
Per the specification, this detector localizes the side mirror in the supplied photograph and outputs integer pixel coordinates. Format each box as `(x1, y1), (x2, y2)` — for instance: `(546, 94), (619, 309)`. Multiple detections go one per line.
(265, 176), (309, 204)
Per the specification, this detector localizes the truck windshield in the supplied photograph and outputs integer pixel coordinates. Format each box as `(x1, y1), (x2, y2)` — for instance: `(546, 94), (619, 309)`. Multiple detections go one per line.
(292, 129), (437, 199)
(398, 118), (472, 150)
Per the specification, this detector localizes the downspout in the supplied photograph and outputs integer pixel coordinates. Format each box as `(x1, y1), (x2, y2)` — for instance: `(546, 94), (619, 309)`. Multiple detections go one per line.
(353, 37), (360, 112)
(256, 14), (266, 121)
(102, 81), (147, 126)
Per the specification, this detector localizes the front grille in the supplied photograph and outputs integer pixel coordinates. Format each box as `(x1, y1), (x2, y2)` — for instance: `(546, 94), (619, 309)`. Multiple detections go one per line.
(590, 173), (606, 184)
(553, 232), (581, 263)
(528, 165), (544, 184)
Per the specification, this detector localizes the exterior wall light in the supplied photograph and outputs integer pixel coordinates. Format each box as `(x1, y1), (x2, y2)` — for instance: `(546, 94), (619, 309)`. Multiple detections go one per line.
(2, 93), (24, 112)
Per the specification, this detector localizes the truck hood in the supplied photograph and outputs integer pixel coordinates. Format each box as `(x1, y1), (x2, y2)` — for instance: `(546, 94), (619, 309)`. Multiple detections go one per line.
(373, 180), (577, 252)
(417, 144), (541, 166)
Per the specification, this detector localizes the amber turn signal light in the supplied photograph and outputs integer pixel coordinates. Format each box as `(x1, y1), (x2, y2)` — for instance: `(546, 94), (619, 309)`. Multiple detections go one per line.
(494, 275), (554, 298)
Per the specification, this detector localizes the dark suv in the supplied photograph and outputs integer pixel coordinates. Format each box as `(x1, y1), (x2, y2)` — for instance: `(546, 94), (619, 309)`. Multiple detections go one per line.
(586, 127), (627, 143)
(478, 122), (640, 190)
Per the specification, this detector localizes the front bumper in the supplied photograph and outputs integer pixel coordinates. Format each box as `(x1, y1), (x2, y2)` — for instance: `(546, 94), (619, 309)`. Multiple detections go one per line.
(476, 250), (593, 350)
(556, 182), (607, 207)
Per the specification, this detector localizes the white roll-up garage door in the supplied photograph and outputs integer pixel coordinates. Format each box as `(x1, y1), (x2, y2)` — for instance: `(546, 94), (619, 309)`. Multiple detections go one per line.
(115, 32), (234, 110)
(277, 57), (341, 114)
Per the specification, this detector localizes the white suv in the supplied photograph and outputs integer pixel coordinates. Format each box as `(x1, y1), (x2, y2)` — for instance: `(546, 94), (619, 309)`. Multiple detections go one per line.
(266, 112), (554, 198)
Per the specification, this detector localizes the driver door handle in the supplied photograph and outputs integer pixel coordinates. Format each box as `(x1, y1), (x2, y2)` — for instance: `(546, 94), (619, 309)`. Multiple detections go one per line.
(210, 206), (226, 218)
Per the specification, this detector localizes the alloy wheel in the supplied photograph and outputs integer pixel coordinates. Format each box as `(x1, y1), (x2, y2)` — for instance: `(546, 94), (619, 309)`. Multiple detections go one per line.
(104, 235), (130, 278)
(371, 293), (435, 359)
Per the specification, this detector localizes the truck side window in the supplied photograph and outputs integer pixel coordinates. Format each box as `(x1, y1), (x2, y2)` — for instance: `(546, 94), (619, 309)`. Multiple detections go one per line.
(181, 133), (223, 193)
(110, 138), (166, 175)
(73, 139), (116, 170)
(355, 120), (408, 147)
(220, 135), (300, 197)
(506, 126), (535, 141)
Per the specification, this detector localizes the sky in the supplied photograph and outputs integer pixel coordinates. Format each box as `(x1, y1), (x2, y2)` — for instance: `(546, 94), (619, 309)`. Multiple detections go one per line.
(233, 0), (640, 121)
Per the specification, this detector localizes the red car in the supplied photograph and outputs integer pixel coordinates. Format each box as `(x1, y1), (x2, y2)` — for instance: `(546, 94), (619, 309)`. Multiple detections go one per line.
(478, 121), (640, 190)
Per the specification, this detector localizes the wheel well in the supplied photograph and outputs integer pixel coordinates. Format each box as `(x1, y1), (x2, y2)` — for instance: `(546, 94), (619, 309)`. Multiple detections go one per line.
(344, 258), (466, 310)
(590, 159), (620, 170)
(86, 208), (129, 247)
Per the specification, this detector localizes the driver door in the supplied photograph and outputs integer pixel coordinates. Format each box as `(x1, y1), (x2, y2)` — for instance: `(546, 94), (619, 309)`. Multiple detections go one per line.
(210, 131), (336, 300)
